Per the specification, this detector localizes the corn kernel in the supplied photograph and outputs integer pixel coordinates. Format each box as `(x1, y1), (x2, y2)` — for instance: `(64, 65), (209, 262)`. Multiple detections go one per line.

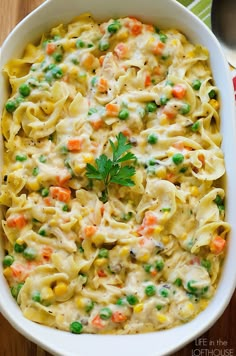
(162, 235), (170, 244)
(63, 40), (75, 51)
(16, 238), (25, 245)
(179, 302), (195, 318)
(138, 253), (150, 262)
(117, 30), (129, 41)
(199, 299), (209, 311)
(133, 303), (144, 313)
(156, 313), (167, 323)
(119, 247), (130, 257)
(148, 37), (155, 45)
(59, 63), (68, 73)
(3, 267), (12, 278)
(94, 258), (107, 267)
(209, 99), (220, 111)
(171, 39), (178, 46)
(190, 186), (199, 197)
(14, 163), (23, 170)
(91, 233), (105, 246)
(154, 225), (163, 234)
(186, 50), (195, 58)
(159, 114), (168, 125)
(41, 286), (54, 301)
(82, 154), (94, 164)
(37, 54), (45, 63)
(27, 179), (41, 191)
(179, 233), (187, 241)
(76, 297), (86, 309)
(49, 219), (57, 227)
(156, 167), (166, 179)
(186, 302), (194, 311)
(69, 66), (79, 77)
(54, 282), (68, 297)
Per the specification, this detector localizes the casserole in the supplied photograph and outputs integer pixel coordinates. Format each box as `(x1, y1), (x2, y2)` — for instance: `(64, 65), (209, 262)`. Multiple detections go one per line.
(0, 0), (236, 355)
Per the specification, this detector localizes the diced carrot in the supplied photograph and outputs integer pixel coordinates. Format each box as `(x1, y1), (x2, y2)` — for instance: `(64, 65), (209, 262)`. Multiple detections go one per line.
(11, 263), (29, 282)
(145, 24), (155, 32)
(91, 118), (104, 130)
(166, 172), (175, 183)
(97, 269), (107, 277)
(144, 211), (157, 226)
(97, 77), (108, 93)
(43, 197), (52, 206)
(126, 19), (143, 36)
(92, 315), (105, 328)
(106, 103), (119, 116)
(100, 205), (105, 215)
(114, 43), (128, 59)
(145, 74), (151, 87)
(139, 238), (146, 246)
(7, 215), (27, 229)
(99, 55), (106, 66)
(172, 84), (186, 99)
(198, 154), (205, 166)
(172, 142), (185, 151)
(121, 128), (132, 137)
(163, 106), (177, 119)
(210, 236), (226, 254)
(56, 171), (71, 186)
(91, 141), (99, 153)
(151, 269), (157, 277)
(62, 74), (69, 83)
(189, 256), (200, 265)
(46, 43), (56, 55)
(153, 65), (161, 75)
(153, 41), (165, 55)
(50, 186), (71, 203)
(84, 225), (97, 237)
(42, 246), (53, 261)
(112, 311), (127, 323)
(67, 138), (82, 152)
(80, 53), (95, 69)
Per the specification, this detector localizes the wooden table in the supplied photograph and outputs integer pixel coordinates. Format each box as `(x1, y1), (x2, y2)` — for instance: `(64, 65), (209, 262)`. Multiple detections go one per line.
(0, 1), (235, 355)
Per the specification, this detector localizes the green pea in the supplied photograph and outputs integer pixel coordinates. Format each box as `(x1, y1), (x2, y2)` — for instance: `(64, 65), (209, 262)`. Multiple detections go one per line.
(160, 95), (169, 106)
(38, 228), (47, 236)
(179, 166), (188, 173)
(62, 204), (69, 212)
(3, 255), (14, 267)
(45, 71), (53, 83)
(14, 242), (27, 253)
(23, 247), (37, 261)
(32, 291), (41, 303)
(147, 133), (158, 144)
(11, 282), (24, 299)
(174, 278), (182, 287)
(91, 76), (98, 87)
(5, 100), (17, 113)
(16, 154), (27, 162)
(60, 145), (69, 154)
(143, 264), (152, 273)
(156, 304), (163, 310)
(159, 287), (169, 298)
(53, 53), (63, 62)
(191, 121), (200, 132)
(52, 66), (63, 79)
(165, 80), (174, 87)
(159, 33), (168, 43)
(71, 57), (79, 65)
(76, 39), (85, 48)
(155, 259), (164, 271)
(98, 248), (109, 258)
(192, 79), (201, 90)
(172, 153), (184, 165)
(187, 280), (198, 293)
(85, 300), (94, 313)
(70, 321), (83, 334)
(118, 109), (129, 120)
(87, 43), (94, 48)
(146, 101), (158, 113)
(88, 108), (98, 115)
(149, 158), (157, 166)
(32, 167), (39, 176)
(208, 89), (217, 99)
(214, 194), (223, 206)
(126, 294), (139, 305)
(78, 246), (84, 253)
(41, 188), (49, 197)
(99, 307), (112, 320)
(145, 285), (156, 297)
(116, 298), (125, 306)
(108, 21), (121, 34)
(121, 212), (133, 221)
(180, 103), (191, 115)
(19, 83), (31, 97)
(99, 40), (110, 51)
(201, 259), (211, 271)
(39, 155), (47, 163)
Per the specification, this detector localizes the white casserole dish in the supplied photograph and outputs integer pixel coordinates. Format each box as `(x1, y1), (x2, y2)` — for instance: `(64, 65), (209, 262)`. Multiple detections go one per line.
(0, 0), (236, 355)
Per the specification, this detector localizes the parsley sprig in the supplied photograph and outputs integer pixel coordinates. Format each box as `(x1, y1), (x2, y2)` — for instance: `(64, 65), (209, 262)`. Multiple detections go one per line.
(86, 133), (136, 202)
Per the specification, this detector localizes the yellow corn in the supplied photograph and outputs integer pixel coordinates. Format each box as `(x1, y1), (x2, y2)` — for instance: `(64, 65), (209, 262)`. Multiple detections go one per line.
(91, 233), (105, 246)
(138, 253), (150, 263)
(69, 65), (79, 77)
(171, 39), (178, 46)
(133, 303), (144, 313)
(191, 186), (199, 197)
(154, 225), (163, 234)
(199, 299), (209, 311)
(41, 286), (54, 301)
(76, 297), (86, 309)
(148, 37), (156, 45)
(156, 167), (166, 179)
(156, 313), (167, 323)
(94, 258), (107, 267)
(179, 233), (187, 241)
(209, 99), (220, 111)
(14, 163), (23, 170)
(82, 153), (94, 164)
(3, 267), (12, 278)
(62, 39), (75, 51)
(27, 179), (41, 191)
(186, 50), (195, 58)
(186, 302), (194, 311)
(119, 247), (130, 257)
(49, 219), (57, 227)
(54, 282), (68, 297)
(37, 54), (45, 63)
(117, 30), (129, 41)
(162, 235), (170, 244)
(179, 302), (195, 318)
(16, 238), (25, 245)
(59, 63), (68, 73)
(159, 114), (168, 125)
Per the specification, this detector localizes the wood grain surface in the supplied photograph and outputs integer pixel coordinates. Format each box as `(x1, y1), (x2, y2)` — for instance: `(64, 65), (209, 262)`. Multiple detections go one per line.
(0, 1), (235, 355)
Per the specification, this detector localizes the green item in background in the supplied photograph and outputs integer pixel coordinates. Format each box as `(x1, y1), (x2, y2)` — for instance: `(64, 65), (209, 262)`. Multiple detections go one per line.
(177, 0), (212, 27)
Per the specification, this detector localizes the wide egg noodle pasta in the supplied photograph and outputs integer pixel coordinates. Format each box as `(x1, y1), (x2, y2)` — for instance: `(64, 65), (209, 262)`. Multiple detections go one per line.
(1, 15), (230, 334)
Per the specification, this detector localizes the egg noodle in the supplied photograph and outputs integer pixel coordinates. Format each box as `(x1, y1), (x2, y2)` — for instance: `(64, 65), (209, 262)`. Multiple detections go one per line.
(0, 14), (230, 334)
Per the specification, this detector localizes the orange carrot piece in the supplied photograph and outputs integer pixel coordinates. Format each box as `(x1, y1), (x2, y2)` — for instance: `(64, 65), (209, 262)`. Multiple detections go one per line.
(56, 172), (71, 186)
(43, 197), (52, 206)
(145, 24), (155, 32)
(81, 53), (95, 69)
(46, 43), (56, 55)
(210, 236), (226, 254)
(111, 311), (127, 323)
(172, 142), (185, 151)
(42, 246), (53, 261)
(114, 43), (128, 59)
(198, 154), (205, 166)
(97, 77), (108, 93)
(145, 74), (151, 87)
(121, 128), (132, 137)
(151, 269), (157, 277)
(91, 118), (104, 130)
(11, 263), (29, 282)
(153, 41), (165, 55)
(100, 205), (105, 215)
(99, 55), (106, 66)
(7, 215), (27, 229)
(172, 84), (186, 99)
(50, 186), (71, 203)
(84, 226), (97, 237)
(106, 103), (119, 116)
(153, 65), (161, 75)
(97, 269), (107, 277)
(67, 138), (82, 152)
(92, 315), (105, 328)
(126, 19), (142, 36)
(163, 106), (177, 119)
(144, 211), (157, 226)
(166, 172), (175, 182)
